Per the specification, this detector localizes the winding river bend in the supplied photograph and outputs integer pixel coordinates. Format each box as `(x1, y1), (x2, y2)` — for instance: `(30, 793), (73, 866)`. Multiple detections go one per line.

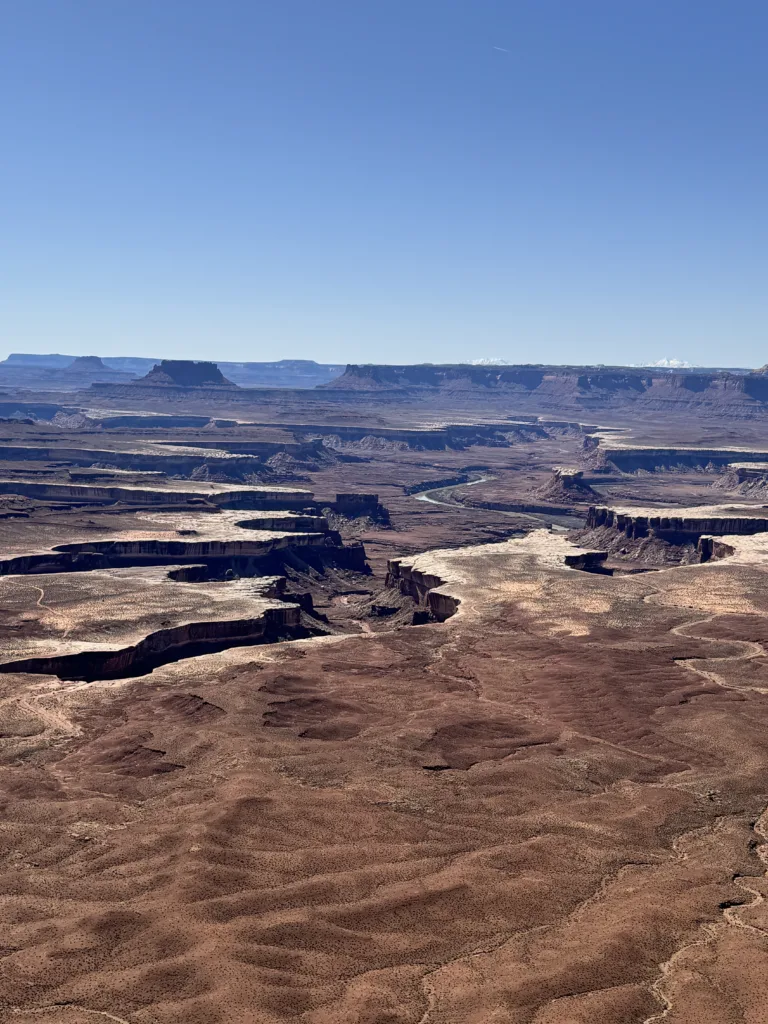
(413, 475), (583, 530)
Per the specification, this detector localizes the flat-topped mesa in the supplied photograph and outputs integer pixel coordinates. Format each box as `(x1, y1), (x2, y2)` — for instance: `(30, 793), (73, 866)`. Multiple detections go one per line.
(599, 444), (768, 473)
(587, 504), (768, 539)
(317, 363), (768, 421)
(0, 509), (369, 576)
(330, 493), (390, 523)
(136, 360), (237, 388)
(0, 566), (306, 681)
(0, 442), (262, 477)
(67, 355), (108, 371)
(0, 477), (314, 510)
(306, 422), (548, 450)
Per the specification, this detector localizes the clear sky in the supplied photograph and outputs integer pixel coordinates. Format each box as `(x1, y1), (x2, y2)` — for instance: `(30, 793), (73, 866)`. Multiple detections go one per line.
(2, 1), (767, 366)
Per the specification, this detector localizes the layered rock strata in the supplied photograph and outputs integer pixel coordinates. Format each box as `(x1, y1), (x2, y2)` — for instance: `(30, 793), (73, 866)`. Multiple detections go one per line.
(0, 509), (350, 576)
(599, 445), (768, 473)
(587, 504), (768, 539)
(386, 557), (459, 622)
(0, 442), (261, 476)
(323, 364), (768, 420)
(302, 421), (548, 450)
(0, 566), (303, 681)
(0, 476), (313, 509)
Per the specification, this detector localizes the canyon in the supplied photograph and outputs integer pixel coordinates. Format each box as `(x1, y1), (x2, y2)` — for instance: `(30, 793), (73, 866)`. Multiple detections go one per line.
(1, 359), (768, 1024)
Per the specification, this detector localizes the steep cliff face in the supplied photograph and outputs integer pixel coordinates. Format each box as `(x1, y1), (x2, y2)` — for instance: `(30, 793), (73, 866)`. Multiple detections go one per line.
(310, 422), (546, 450)
(137, 361), (236, 388)
(322, 364), (768, 418)
(0, 477), (313, 509)
(0, 442), (263, 477)
(587, 505), (768, 539)
(601, 446), (768, 472)
(386, 558), (459, 622)
(0, 531), (334, 577)
(322, 364), (549, 391)
(0, 605), (304, 682)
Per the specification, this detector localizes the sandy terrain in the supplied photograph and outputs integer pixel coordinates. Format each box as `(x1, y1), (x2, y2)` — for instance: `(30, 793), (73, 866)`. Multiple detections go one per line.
(1, 530), (768, 1021)
(0, 385), (767, 1022)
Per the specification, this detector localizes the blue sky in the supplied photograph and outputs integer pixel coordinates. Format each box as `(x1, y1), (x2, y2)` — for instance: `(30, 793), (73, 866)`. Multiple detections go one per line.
(2, 1), (767, 366)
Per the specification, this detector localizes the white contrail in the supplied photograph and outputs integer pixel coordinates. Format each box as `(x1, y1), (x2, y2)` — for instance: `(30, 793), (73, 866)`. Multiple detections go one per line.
(493, 46), (509, 52)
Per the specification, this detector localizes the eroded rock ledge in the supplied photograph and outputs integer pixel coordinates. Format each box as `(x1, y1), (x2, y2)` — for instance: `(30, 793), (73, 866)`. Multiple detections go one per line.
(0, 509), (365, 576)
(0, 442), (262, 476)
(386, 558), (460, 623)
(0, 477), (313, 509)
(0, 566), (311, 682)
(0, 604), (305, 681)
(587, 504), (768, 539)
(597, 444), (768, 473)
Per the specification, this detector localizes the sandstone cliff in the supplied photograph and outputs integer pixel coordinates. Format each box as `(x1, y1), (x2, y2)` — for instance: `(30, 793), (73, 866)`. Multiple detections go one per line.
(587, 504), (768, 539)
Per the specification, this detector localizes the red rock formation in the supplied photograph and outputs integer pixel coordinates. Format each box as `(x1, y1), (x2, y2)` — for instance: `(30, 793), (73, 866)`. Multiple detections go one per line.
(533, 467), (600, 504)
(587, 505), (768, 538)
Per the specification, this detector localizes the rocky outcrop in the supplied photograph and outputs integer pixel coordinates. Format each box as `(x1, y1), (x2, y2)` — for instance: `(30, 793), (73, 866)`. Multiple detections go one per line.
(716, 462), (768, 497)
(320, 364), (768, 420)
(2, 353), (74, 368)
(697, 536), (737, 562)
(587, 505), (768, 539)
(0, 502), (372, 575)
(533, 468), (601, 504)
(327, 363), (747, 395)
(386, 558), (459, 622)
(0, 478), (313, 510)
(563, 551), (611, 573)
(322, 364), (552, 391)
(0, 604), (304, 682)
(0, 524), (337, 577)
(728, 463), (768, 483)
(136, 360), (236, 388)
(0, 354), (346, 388)
(331, 493), (389, 522)
(600, 446), (768, 473)
(0, 442), (261, 477)
(302, 422), (547, 451)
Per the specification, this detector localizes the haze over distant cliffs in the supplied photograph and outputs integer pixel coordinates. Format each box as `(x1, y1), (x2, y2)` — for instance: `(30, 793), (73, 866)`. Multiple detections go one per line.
(323, 362), (768, 418)
(0, 355), (346, 392)
(136, 360), (237, 388)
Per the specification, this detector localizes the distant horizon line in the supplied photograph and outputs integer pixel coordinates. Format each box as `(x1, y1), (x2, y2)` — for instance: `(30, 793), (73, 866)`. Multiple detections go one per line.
(0, 352), (757, 372)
